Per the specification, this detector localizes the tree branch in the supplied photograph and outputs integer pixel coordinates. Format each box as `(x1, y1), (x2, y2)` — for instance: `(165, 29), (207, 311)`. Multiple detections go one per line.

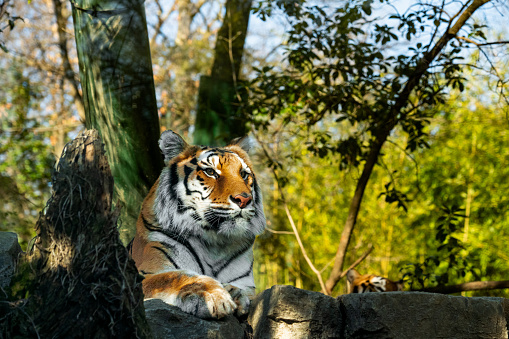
(456, 36), (509, 46)
(415, 280), (509, 294)
(339, 244), (374, 280)
(283, 202), (328, 295)
(150, 0), (176, 47)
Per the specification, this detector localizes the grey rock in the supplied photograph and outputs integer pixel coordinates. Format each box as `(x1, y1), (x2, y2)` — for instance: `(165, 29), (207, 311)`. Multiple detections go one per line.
(340, 292), (508, 339)
(248, 285), (342, 339)
(144, 298), (245, 339)
(248, 286), (508, 339)
(503, 298), (509, 334)
(0, 232), (22, 290)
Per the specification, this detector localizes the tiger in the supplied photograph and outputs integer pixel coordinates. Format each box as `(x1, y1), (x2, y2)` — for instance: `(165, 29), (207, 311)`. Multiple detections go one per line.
(346, 268), (404, 293)
(129, 130), (266, 319)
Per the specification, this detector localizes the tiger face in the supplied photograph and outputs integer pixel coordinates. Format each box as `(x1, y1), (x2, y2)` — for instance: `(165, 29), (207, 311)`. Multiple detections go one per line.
(346, 269), (403, 293)
(154, 131), (265, 241)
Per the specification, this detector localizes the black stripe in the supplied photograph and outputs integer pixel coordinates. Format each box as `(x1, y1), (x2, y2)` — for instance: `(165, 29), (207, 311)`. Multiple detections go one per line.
(253, 178), (261, 204)
(177, 197), (195, 214)
(226, 260), (253, 284)
(142, 214), (160, 232)
(213, 242), (253, 276)
(168, 163), (197, 214)
(183, 164), (203, 197)
(183, 165), (193, 177)
(152, 245), (180, 269)
(206, 152), (217, 165)
(162, 230), (205, 274)
(169, 163), (179, 199)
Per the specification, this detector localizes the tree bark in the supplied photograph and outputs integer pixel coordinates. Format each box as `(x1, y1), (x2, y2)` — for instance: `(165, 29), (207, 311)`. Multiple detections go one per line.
(52, 0), (85, 121)
(325, 0), (491, 294)
(325, 137), (386, 294)
(193, 0), (252, 146)
(3, 130), (151, 338)
(71, 0), (163, 244)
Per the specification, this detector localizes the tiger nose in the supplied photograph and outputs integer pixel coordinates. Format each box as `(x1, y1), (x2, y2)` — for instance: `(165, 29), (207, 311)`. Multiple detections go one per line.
(230, 193), (252, 208)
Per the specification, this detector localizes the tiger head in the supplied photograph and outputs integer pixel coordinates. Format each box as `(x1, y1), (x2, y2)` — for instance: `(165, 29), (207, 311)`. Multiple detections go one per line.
(154, 130), (266, 243)
(346, 268), (404, 293)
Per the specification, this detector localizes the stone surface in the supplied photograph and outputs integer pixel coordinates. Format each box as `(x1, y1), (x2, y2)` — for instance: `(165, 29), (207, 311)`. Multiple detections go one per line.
(0, 232), (22, 289)
(248, 285), (508, 339)
(500, 298), (509, 334)
(144, 298), (245, 339)
(340, 292), (508, 339)
(248, 285), (342, 338)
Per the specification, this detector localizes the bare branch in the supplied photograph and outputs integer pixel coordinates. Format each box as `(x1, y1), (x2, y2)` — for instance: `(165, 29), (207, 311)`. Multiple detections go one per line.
(426, 0), (447, 54)
(415, 280), (509, 294)
(456, 35), (509, 46)
(252, 127), (328, 295)
(455, 35), (509, 106)
(283, 202), (328, 295)
(338, 243), (374, 280)
(0, 0), (10, 22)
(150, 0), (176, 47)
(264, 225), (294, 235)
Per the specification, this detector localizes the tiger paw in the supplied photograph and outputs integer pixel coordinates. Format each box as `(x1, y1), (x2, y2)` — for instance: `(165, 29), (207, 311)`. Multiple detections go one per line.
(224, 284), (252, 317)
(175, 276), (237, 319)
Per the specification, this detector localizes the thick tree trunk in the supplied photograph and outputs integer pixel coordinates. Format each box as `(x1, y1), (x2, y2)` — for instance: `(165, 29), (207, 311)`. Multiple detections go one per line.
(71, 0), (163, 244)
(193, 0), (252, 146)
(3, 130), (151, 338)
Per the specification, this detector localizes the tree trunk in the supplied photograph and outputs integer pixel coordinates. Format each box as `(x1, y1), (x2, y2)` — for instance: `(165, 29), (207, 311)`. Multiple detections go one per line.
(193, 0), (252, 146)
(2, 130), (151, 338)
(71, 0), (163, 244)
(52, 0), (85, 121)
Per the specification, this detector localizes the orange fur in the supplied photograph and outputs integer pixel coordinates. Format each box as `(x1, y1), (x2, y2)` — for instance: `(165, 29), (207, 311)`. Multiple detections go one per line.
(347, 269), (403, 293)
(143, 272), (218, 298)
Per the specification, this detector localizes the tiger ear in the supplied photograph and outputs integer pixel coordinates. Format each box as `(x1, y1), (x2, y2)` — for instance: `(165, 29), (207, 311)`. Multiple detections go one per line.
(159, 130), (188, 163)
(346, 269), (361, 284)
(228, 135), (251, 153)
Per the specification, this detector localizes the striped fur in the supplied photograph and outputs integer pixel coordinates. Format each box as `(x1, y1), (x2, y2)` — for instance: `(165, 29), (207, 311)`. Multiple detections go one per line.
(131, 130), (265, 319)
(346, 269), (403, 293)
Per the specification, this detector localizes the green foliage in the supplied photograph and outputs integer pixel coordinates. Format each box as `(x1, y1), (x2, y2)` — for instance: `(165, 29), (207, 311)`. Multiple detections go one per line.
(5, 256), (37, 301)
(0, 66), (53, 248)
(245, 0), (484, 176)
(252, 64), (509, 296)
(248, 0), (507, 295)
(401, 206), (478, 290)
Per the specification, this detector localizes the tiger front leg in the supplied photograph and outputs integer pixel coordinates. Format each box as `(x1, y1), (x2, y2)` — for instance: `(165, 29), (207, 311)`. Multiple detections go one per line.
(143, 271), (237, 319)
(223, 284), (255, 317)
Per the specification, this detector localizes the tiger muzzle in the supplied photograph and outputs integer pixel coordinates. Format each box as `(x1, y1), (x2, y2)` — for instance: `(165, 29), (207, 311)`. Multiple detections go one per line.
(230, 193), (252, 209)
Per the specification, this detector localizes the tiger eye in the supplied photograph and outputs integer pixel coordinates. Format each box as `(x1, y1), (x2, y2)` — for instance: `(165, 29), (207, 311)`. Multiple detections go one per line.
(240, 169), (249, 180)
(204, 168), (216, 177)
